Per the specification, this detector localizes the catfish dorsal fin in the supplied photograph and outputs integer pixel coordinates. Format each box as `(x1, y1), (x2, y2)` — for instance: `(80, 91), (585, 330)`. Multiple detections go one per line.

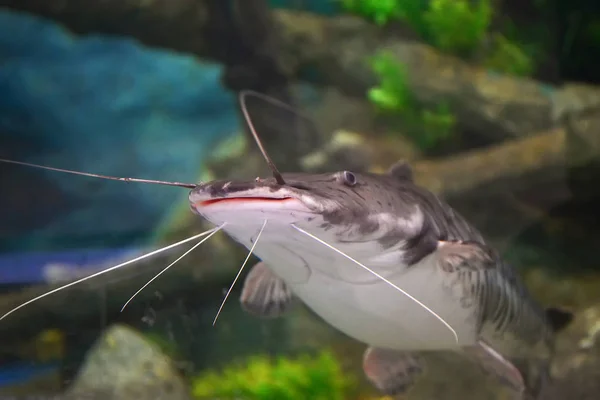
(387, 160), (414, 182)
(545, 307), (574, 333)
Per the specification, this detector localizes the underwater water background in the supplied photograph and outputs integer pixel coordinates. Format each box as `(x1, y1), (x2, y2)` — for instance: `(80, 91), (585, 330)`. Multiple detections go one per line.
(0, 10), (240, 256)
(0, 1), (599, 399)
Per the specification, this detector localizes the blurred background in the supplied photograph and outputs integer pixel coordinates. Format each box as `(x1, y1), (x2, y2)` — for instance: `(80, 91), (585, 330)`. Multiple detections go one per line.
(0, 0), (599, 399)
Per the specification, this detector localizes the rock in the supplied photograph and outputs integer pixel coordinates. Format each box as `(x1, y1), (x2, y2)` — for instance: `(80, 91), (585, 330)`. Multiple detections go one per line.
(271, 10), (557, 141)
(550, 82), (600, 122)
(295, 84), (422, 173)
(295, 85), (381, 140)
(0, 9), (240, 253)
(273, 11), (600, 148)
(65, 324), (191, 400)
(564, 111), (600, 166)
(300, 129), (372, 173)
(411, 126), (568, 197)
(8, 2), (600, 147)
(381, 43), (555, 141)
(300, 127), (423, 174)
(521, 270), (600, 400)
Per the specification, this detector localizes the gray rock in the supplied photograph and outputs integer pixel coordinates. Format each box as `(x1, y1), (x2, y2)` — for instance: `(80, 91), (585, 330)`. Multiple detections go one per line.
(8, 1), (600, 148)
(273, 10), (557, 141)
(272, 10), (600, 146)
(65, 324), (191, 400)
(550, 83), (600, 122)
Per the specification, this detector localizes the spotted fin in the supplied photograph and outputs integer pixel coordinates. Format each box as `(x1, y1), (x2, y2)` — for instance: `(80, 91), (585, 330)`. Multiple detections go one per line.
(436, 240), (497, 274)
(465, 340), (526, 396)
(434, 240), (534, 330)
(362, 347), (424, 396)
(240, 261), (293, 318)
(387, 160), (414, 182)
(434, 239), (499, 315)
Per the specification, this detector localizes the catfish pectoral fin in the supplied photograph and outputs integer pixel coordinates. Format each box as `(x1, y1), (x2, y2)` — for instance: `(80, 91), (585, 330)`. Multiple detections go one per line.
(240, 261), (294, 318)
(363, 346), (424, 396)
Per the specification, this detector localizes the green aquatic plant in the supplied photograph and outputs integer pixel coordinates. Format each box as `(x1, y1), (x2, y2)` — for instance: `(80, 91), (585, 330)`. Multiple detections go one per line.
(191, 350), (355, 400)
(339, 0), (492, 56)
(367, 51), (412, 113)
(340, 0), (535, 77)
(423, 0), (492, 55)
(338, 0), (430, 32)
(391, 0), (430, 34)
(339, 0), (402, 26)
(367, 51), (456, 150)
(417, 102), (457, 148)
(484, 34), (535, 77)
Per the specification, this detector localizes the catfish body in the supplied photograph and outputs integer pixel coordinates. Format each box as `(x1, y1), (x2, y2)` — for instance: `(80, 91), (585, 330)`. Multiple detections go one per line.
(189, 163), (571, 398)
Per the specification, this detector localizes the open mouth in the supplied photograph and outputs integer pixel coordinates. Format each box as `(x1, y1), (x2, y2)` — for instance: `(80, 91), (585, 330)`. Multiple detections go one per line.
(197, 197), (294, 207)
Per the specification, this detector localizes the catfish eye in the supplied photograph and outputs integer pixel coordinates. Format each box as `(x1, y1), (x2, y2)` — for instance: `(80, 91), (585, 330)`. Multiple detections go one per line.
(341, 171), (357, 187)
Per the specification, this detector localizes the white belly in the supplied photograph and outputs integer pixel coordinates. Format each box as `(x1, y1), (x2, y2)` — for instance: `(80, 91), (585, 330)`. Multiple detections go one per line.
(219, 222), (478, 350)
(287, 260), (478, 351)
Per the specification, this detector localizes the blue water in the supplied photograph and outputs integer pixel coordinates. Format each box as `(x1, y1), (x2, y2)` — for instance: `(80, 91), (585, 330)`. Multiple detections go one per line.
(0, 362), (60, 387)
(269, 0), (341, 15)
(0, 247), (145, 284)
(0, 10), (241, 257)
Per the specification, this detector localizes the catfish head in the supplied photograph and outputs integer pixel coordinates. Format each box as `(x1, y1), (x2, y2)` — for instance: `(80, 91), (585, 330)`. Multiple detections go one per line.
(189, 169), (434, 278)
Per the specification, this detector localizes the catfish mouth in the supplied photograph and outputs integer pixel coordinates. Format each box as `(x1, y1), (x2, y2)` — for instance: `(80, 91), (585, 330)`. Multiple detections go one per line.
(197, 196), (295, 207)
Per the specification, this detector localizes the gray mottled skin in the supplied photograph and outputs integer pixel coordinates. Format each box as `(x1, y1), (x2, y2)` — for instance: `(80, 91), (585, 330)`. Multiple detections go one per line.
(190, 165), (570, 398)
(197, 170), (482, 263)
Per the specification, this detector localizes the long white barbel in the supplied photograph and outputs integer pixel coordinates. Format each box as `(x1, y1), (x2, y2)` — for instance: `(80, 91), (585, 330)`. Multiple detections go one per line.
(121, 224), (226, 312)
(0, 227), (221, 321)
(291, 224), (459, 344)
